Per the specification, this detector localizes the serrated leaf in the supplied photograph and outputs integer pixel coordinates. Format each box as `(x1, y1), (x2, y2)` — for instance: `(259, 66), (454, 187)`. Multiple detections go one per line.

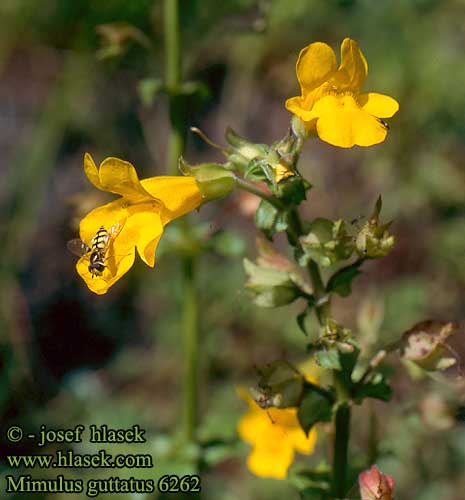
(326, 260), (363, 297)
(297, 390), (333, 435)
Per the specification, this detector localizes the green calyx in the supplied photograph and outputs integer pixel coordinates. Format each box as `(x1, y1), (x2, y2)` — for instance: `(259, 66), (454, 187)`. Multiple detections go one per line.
(179, 158), (236, 201)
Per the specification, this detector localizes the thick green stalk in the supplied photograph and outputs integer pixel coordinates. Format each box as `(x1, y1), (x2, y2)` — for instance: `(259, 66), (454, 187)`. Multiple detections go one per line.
(182, 256), (198, 443)
(289, 209), (350, 497)
(332, 403), (351, 498)
(164, 0), (199, 444)
(164, 0), (185, 176)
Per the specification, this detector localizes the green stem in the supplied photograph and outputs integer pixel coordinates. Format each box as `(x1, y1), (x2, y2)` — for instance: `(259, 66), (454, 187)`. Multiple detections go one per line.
(235, 177), (284, 210)
(307, 260), (331, 324)
(164, 0), (185, 175)
(287, 208), (331, 323)
(164, 0), (199, 446)
(332, 403), (351, 498)
(289, 210), (350, 497)
(182, 256), (198, 443)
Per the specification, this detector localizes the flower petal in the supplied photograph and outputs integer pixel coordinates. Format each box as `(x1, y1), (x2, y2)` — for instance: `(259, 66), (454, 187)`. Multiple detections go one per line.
(76, 247), (135, 295)
(141, 176), (202, 225)
(237, 410), (267, 444)
(285, 95), (315, 121)
(360, 92), (399, 118)
(312, 95), (388, 147)
(296, 42), (337, 94)
(333, 38), (368, 91)
(125, 209), (163, 267)
(79, 198), (127, 245)
(247, 443), (294, 479)
(98, 157), (159, 202)
(289, 426), (317, 454)
(84, 153), (104, 190)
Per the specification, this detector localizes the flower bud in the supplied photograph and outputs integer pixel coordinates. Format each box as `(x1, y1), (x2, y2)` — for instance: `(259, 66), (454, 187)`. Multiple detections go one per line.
(225, 127), (270, 169)
(300, 218), (354, 267)
(179, 158), (236, 201)
(400, 320), (458, 371)
(321, 318), (354, 352)
(291, 115), (308, 141)
(359, 465), (394, 500)
(356, 197), (394, 258)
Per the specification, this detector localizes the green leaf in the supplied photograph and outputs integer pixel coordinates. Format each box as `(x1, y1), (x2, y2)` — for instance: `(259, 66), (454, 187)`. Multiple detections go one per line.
(255, 200), (278, 239)
(275, 176), (311, 205)
(373, 195), (383, 218)
(296, 301), (315, 335)
(326, 260), (363, 297)
(254, 200), (288, 239)
(354, 379), (392, 403)
(315, 349), (341, 370)
(297, 389), (333, 435)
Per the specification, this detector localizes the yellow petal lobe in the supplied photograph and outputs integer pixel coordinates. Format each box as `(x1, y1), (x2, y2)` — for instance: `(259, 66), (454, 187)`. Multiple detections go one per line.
(335, 37), (368, 90)
(84, 153), (104, 191)
(247, 443), (294, 479)
(99, 157), (158, 202)
(360, 92), (399, 118)
(296, 42), (337, 94)
(124, 207), (164, 267)
(237, 395), (317, 479)
(316, 108), (388, 148)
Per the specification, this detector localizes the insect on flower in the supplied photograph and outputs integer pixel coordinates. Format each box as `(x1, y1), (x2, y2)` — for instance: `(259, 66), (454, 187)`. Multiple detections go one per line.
(67, 223), (122, 278)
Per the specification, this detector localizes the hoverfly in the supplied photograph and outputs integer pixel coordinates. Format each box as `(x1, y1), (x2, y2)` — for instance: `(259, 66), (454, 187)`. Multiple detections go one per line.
(67, 223), (122, 278)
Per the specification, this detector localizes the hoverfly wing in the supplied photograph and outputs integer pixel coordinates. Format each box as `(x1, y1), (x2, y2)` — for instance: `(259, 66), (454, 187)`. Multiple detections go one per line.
(107, 220), (125, 239)
(67, 239), (90, 257)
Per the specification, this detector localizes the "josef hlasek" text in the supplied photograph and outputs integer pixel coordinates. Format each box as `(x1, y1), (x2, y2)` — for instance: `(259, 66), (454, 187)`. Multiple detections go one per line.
(36, 425), (145, 447)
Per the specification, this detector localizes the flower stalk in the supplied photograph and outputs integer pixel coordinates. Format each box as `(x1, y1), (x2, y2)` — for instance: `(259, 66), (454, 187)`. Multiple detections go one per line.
(235, 177), (285, 210)
(332, 402), (351, 498)
(164, 0), (199, 446)
(164, 0), (185, 176)
(182, 255), (199, 443)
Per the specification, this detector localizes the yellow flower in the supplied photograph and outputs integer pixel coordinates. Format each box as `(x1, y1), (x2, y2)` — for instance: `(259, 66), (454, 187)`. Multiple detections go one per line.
(237, 388), (317, 479)
(75, 153), (202, 295)
(286, 38), (399, 148)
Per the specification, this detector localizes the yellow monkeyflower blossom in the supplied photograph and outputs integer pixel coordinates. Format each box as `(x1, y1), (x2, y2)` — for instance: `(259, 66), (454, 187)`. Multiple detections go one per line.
(237, 388), (317, 479)
(74, 153), (202, 295)
(286, 38), (399, 148)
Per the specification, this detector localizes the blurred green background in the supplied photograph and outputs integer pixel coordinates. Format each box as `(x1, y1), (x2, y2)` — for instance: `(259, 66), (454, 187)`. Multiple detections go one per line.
(0, 0), (464, 499)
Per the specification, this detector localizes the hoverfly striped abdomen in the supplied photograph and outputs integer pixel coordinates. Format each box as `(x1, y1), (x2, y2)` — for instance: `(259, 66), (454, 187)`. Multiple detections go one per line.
(91, 226), (109, 252)
(67, 223), (122, 279)
(88, 226), (110, 277)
